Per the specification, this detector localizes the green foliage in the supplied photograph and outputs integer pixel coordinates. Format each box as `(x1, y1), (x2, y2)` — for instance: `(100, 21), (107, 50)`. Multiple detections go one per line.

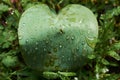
(0, 0), (120, 80)
(18, 4), (98, 72)
(2, 55), (18, 67)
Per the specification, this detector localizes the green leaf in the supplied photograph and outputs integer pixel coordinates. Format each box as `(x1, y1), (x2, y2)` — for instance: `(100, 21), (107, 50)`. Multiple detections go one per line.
(101, 58), (110, 65)
(2, 56), (18, 67)
(0, 25), (4, 30)
(109, 62), (119, 67)
(43, 72), (59, 79)
(0, 3), (9, 12)
(58, 71), (76, 77)
(2, 0), (11, 5)
(18, 3), (98, 72)
(102, 74), (120, 80)
(101, 6), (120, 19)
(2, 42), (11, 48)
(111, 42), (120, 50)
(108, 51), (120, 61)
(87, 54), (96, 59)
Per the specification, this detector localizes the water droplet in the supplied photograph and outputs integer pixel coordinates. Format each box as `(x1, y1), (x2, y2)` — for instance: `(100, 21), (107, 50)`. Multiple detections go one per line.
(81, 42), (85, 45)
(22, 31), (24, 34)
(87, 29), (91, 34)
(36, 42), (38, 45)
(5, 21), (7, 24)
(11, 12), (14, 15)
(76, 47), (79, 50)
(35, 47), (38, 50)
(71, 36), (75, 40)
(74, 77), (78, 80)
(19, 36), (22, 40)
(79, 20), (82, 24)
(68, 58), (71, 61)
(26, 40), (29, 43)
(11, 11), (14, 15)
(59, 45), (62, 48)
(44, 48), (47, 51)
(23, 23), (25, 26)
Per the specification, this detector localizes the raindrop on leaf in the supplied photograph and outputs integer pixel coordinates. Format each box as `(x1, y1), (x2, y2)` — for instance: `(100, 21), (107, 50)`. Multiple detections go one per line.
(36, 42), (38, 45)
(35, 47), (38, 50)
(44, 48), (47, 51)
(71, 36), (75, 40)
(59, 45), (62, 48)
(26, 40), (29, 43)
(19, 36), (22, 40)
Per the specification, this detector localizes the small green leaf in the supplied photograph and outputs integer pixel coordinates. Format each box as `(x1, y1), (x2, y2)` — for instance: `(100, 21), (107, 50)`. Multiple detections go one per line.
(108, 51), (120, 61)
(43, 72), (59, 79)
(87, 54), (96, 59)
(0, 3), (9, 12)
(0, 25), (4, 30)
(2, 42), (11, 48)
(101, 58), (110, 65)
(109, 62), (119, 67)
(58, 71), (76, 77)
(2, 0), (11, 5)
(101, 6), (120, 19)
(2, 56), (18, 67)
(111, 42), (120, 50)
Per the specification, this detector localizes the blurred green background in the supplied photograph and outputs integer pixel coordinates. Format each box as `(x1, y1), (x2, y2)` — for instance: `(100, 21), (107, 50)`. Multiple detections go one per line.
(0, 0), (120, 80)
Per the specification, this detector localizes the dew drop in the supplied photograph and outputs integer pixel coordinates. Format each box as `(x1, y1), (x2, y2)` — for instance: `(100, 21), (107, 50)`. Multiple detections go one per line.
(26, 40), (29, 43)
(87, 29), (91, 34)
(11, 12), (14, 15)
(71, 36), (75, 40)
(23, 23), (25, 26)
(22, 31), (24, 34)
(35, 47), (38, 50)
(44, 48), (47, 51)
(76, 47), (79, 50)
(19, 36), (22, 40)
(5, 21), (7, 24)
(74, 77), (78, 80)
(79, 20), (82, 24)
(81, 42), (85, 45)
(59, 45), (62, 48)
(68, 58), (71, 61)
(36, 42), (38, 45)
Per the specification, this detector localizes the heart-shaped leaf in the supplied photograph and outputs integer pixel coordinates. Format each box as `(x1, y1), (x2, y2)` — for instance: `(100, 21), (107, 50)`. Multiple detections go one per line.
(18, 4), (98, 72)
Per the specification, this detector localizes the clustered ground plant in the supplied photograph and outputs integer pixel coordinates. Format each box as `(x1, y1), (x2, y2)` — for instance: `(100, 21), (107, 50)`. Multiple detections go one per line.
(0, 0), (120, 80)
